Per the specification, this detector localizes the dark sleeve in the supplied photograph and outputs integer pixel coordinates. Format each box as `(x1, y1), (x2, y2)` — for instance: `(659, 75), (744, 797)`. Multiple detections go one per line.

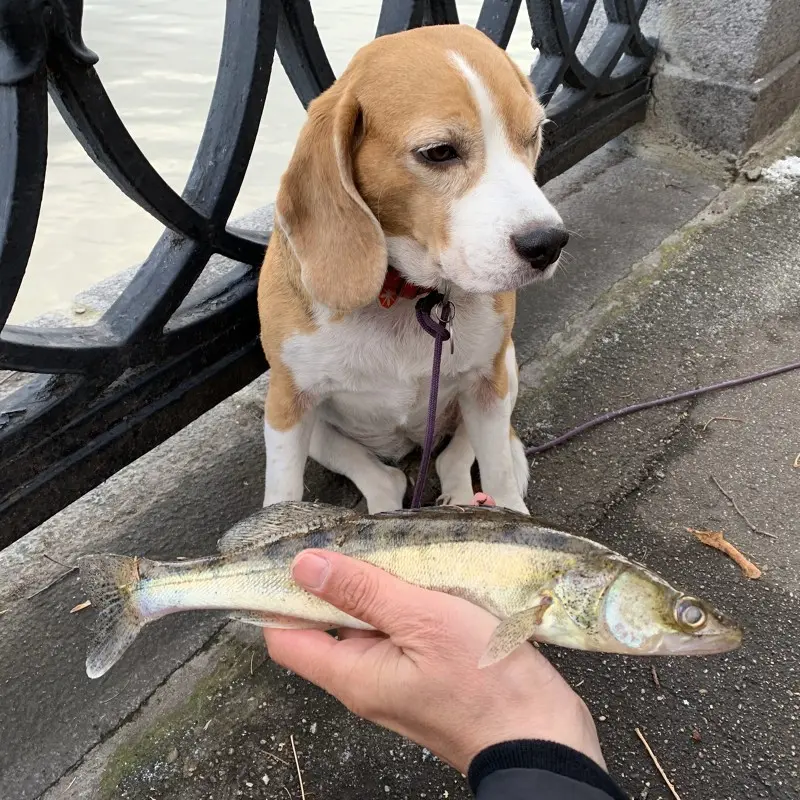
(468, 740), (629, 800)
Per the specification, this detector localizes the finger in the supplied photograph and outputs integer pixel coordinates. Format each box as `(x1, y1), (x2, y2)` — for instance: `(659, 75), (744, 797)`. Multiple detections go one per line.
(291, 549), (453, 635)
(263, 627), (387, 704)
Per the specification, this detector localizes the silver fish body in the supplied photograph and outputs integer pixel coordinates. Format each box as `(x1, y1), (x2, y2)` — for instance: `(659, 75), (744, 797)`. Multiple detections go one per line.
(78, 503), (742, 678)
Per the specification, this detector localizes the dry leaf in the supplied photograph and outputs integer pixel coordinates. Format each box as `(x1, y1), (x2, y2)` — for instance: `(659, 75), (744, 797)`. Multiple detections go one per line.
(70, 600), (92, 614)
(687, 528), (762, 579)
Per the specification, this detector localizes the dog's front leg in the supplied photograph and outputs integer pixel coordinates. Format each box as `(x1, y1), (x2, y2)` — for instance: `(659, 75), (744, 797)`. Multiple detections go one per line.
(457, 370), (530, 515)
(263, 373), (317, 506)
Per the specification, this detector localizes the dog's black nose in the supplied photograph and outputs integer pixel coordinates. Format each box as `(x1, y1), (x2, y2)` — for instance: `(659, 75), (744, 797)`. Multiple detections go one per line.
(511, 226), (569, 271)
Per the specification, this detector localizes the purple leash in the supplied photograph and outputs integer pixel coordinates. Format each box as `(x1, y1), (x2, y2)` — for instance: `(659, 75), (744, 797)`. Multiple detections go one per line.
(411, 291), (453, 509)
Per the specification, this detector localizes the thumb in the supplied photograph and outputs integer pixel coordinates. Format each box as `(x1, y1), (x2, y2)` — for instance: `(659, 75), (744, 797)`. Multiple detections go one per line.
(291, 549), (441, 635)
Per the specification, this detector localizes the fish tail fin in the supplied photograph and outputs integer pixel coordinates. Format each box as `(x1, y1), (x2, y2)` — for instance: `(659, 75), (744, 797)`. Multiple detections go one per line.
(77, 554), (146, 679)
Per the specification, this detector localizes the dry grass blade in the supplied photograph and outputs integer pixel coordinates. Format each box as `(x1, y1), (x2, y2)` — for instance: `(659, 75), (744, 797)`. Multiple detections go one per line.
(651, 665), (661, 689)
(42, 553), (75, 570)
(688, 528), (762, 579)
(23, 568), (77, 602)
(702, 415), (743, 431)
(793, 453), (800, 469)
(0, 609), (8, 616)
(710, 474), (777, 539)
(264, 751), (290, 766)
(290, 734), (306, 800)
(635, 727), (682, 800)
(69, 600), (92, 614)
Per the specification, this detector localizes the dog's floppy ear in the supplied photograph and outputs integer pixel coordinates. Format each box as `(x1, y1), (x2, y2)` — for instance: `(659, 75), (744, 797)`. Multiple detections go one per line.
(275, 84), (387, 313)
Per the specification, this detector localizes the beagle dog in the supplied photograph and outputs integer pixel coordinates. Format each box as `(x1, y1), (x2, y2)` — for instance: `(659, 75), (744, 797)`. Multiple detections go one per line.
(257, 24), (567, 515)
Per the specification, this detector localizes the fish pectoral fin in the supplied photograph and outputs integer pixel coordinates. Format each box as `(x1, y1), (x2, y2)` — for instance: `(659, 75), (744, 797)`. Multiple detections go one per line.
(478, 595), (554, 669)
(229, 611), (330, 630)
(217, 502), (359, 553)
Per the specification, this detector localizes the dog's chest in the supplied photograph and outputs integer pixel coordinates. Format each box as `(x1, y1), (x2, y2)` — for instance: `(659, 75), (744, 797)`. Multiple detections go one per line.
(282, 296), (505, 412)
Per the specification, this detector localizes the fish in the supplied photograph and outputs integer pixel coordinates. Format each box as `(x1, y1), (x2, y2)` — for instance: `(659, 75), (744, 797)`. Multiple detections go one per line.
(77, 502), (742, 679)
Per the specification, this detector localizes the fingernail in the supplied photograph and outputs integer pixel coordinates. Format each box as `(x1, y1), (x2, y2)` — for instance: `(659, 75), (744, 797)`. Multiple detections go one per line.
(292, 552), (330, 590)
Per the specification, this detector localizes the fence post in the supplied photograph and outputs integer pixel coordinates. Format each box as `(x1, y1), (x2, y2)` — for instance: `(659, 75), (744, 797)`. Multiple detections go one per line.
(653, 0), (800, 154)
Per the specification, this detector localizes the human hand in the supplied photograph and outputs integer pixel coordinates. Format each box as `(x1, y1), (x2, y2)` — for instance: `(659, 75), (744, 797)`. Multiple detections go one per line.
(263, 538), (605, 775)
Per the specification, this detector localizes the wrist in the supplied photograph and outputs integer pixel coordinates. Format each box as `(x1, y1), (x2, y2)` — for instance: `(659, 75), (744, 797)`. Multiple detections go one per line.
(454, 694), (605, 775)
(467, 740), (626, 800)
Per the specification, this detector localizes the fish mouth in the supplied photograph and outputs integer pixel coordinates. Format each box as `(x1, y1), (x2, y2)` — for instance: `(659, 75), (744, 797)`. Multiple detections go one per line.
(657, 625), (743, 656)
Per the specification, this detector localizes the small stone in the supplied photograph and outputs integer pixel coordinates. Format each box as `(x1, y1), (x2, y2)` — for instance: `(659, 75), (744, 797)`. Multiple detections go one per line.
(73, 305), (87, 315)
(744, 167), (762, 182)
(692, 729), (702, 742)
(286, 684), (296, 695)
(166, 747), (178, 764)
(183, 758), (198, 777)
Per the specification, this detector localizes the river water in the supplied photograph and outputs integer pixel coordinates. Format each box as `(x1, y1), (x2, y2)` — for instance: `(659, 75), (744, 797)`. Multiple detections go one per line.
(9, 1), (536, 323)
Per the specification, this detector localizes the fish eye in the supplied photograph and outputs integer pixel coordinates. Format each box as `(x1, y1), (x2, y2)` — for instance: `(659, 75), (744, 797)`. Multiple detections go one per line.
(675, 597), (707, 630)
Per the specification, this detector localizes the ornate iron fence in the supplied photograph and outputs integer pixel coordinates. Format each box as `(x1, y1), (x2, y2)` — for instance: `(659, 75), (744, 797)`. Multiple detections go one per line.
(0, 0), (655, 548)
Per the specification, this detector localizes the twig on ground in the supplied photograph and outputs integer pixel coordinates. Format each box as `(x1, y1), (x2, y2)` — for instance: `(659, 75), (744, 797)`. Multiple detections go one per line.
(69, 600), (92, 613)
(265, 750), (290, 766)
(250, 651), (255, 676)
(290, 734), (306, 800)
(42, 553), (75, 570)
(710, 475), (777, 539)
(23, 568), (77, 602)
(702, 415), (743, 431)
(635, 727), (682, 800)
(651, 666), (661, 689)
(0, 609), (8, 616)
(688, 529), (762, 579)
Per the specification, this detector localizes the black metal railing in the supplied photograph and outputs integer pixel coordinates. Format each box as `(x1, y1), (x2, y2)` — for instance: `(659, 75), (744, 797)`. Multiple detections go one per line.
(0, 0), (655, 548)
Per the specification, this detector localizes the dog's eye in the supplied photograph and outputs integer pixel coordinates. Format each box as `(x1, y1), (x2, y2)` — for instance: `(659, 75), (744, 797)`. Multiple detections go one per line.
(417, 144), (460, 164)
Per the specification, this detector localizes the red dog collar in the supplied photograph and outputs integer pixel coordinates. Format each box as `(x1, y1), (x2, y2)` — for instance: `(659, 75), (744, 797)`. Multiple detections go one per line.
(378, 266), (433, 308)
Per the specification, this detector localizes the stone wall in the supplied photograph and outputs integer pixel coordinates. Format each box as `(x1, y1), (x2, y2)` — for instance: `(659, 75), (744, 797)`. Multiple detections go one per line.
(653, 0), (800, 153)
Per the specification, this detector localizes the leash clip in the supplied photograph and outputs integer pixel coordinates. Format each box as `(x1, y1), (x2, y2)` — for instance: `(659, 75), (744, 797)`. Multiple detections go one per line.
(415, 291), (454, 343)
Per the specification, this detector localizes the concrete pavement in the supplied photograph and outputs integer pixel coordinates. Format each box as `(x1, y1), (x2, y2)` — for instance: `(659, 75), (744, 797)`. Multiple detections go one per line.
(2, 124), (799, 800)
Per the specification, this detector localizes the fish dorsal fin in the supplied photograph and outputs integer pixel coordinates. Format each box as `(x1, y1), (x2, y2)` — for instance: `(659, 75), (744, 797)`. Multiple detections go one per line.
(217, 501), (358, 553)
